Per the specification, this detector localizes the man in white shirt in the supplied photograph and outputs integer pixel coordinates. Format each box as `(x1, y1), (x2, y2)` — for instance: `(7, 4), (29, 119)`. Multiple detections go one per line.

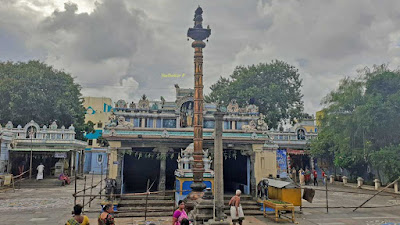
(37, 163), (44, 180)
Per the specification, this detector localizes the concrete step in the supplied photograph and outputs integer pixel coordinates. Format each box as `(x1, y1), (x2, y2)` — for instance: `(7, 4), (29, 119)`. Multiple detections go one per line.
(223, 200), (257, 205)
(120, 195), (174, 200)
(224, 205), (260, 210)
(224, 209), (264, 216)
(117, 206), (175, 213)
(17, 179), (65, 188)
(116, 210), (263, 218)
(115, 211), (172, 218)
(223, 195), (253, 201)
(118, 200), (174, 207)
(116, 194), (261, 218)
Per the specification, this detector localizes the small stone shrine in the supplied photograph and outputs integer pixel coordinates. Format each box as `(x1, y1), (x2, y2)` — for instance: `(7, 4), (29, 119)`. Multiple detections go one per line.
(175, 143), (214, 204)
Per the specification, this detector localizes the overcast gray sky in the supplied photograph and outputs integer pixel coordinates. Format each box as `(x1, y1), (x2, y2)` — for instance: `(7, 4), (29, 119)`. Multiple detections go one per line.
(2, 0), (400, 114)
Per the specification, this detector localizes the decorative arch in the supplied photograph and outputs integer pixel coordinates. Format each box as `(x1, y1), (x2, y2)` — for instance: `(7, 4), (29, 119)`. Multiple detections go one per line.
(24, 120), (40, 138)
(296, 127), (307, 140)
(175, 96), (194, 113)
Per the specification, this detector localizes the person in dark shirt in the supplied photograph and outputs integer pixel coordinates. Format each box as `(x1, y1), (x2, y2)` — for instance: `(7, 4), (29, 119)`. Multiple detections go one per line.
(18, 159), (26, 177)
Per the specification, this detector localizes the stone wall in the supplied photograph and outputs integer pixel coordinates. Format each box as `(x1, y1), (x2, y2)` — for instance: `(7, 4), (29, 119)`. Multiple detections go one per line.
(253, 144), (277, 184)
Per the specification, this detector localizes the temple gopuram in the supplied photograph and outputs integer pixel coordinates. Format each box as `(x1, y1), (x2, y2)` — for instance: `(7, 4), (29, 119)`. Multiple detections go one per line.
(103, 84), (316, 196)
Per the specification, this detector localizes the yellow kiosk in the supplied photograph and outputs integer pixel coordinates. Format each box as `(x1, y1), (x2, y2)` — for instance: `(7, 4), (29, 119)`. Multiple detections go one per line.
(266, 178), (302, 206)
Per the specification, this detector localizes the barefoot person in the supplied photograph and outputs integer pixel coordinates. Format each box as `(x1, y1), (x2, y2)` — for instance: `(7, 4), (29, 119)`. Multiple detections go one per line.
(66, 204), (90, 225)
(172, 200), (188, 225)
(229, 190), (244, 225)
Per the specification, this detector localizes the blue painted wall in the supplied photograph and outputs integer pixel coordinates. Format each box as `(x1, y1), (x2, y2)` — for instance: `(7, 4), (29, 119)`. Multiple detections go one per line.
(84, 149), (92, 173)
(84, 130), (103, 139)
(84, 151), (108, 174)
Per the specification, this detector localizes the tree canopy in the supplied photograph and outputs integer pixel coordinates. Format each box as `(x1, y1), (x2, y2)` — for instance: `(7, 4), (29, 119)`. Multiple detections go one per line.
(205, 60), (304, 129)
(0, 61), (87, 140)
(311, 65), (400, 181)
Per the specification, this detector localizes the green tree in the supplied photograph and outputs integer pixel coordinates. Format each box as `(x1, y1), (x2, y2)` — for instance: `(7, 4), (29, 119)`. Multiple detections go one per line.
(0, 61), (87, 140)
(82, 121), (96, 136)
(97, 136), (110, 147)
(205, 60), (304, 128)
(311, 65), (400, 181)
(370, 145), (400, 181)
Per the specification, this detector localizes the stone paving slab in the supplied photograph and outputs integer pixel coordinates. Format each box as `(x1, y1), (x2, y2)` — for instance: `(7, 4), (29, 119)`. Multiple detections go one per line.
(114, 216), (267, 225)
(1, 177), (400, 225)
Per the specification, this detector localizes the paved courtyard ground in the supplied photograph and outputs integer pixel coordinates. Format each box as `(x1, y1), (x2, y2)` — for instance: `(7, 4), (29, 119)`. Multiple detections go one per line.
(0, 176), (399, 225)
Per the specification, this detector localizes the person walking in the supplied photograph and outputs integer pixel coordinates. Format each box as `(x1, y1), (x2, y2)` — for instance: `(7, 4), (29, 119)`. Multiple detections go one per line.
(299, 169), (305, 186)
(229, 190), (245, 225)
(36, 163), (44, 180)
(66, 204), (90, 225)
(291, 168), (297, 183)
(18, 159), (26, 177)
(172, 200), (188, 225)
(305, 168), (311, 185)
(98, 204), (115, 225)
(322, 170), (326, 185)
(313, 169), (318, 186)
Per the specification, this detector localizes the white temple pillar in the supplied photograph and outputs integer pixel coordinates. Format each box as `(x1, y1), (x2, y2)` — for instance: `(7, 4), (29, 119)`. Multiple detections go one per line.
(141, 118), (146, 128)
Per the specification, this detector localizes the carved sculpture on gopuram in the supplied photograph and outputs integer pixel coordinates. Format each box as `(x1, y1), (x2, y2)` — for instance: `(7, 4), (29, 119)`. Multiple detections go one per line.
(50, 121), (58, 129)
(242, 120), (257, 132)
(256, 113), (268, 131)
(245, 102), (259, 113)
(116, 116), (134, 129)
(115, 99), (127, 108)
(138, 95), (150, 110)
(227, 99), (239, 113)
(151, 103), (159, 110)
(238, 107), (247, 113)
(105, 114), (117, 128)
(129, 101), (136, 109)
(180, 101), (194, 128)
(160, 96), (166, 107)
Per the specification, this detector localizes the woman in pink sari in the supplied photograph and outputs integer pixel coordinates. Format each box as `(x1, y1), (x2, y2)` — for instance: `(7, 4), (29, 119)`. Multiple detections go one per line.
(172, 200), (188, 225)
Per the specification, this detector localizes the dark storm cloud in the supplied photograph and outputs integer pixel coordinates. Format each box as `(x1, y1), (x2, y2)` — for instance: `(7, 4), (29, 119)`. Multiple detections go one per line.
(3, 0), (400, 113)
(39, 1), (151, 62)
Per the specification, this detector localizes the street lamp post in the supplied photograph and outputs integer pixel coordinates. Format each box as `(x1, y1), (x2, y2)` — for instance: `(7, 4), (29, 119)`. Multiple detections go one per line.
(187, 6), (211, 198)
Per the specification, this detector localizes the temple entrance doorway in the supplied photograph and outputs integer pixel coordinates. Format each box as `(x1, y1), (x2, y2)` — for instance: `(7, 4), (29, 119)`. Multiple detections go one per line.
(123, 149), (160, 193)
(10, 152), (64, 177)
(289, 153), (311, 171)
(223, 152), (249, 194)
(165, 150), (178, 190)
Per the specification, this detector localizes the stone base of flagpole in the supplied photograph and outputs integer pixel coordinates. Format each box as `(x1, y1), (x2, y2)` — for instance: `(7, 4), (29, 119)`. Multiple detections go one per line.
(187, 188), (215, 224)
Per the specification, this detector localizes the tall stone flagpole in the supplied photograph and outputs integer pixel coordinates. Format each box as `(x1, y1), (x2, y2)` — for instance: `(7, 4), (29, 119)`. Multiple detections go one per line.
(187, 6), (211, 199)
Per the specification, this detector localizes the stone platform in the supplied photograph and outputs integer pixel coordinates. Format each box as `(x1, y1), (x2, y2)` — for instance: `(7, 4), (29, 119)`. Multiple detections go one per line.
(16, 178), (65, 188)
